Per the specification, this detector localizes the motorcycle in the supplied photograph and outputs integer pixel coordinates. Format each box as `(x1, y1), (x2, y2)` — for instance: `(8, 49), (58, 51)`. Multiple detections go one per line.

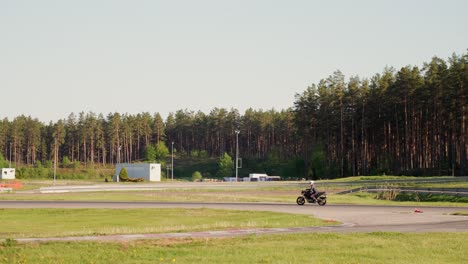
(296, 189), (327, 206)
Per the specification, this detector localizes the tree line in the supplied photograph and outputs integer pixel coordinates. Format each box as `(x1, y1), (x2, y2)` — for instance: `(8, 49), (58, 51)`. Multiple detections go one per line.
(0, 52), (466, 177)
(0, 109), (298, 168)
(295, 52), (467, 177)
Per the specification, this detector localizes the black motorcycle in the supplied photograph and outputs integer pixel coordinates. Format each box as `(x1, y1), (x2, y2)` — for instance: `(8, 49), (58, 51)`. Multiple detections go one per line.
(296, 189), (327, 206)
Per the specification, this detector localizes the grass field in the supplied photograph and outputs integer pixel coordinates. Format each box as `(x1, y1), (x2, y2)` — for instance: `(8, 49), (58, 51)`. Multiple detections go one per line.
(453, 211), (468, 216)
(322, 175), (422, 181)
(2, 189), (468, 207)
(0, 208), (331, 239)
(0, 189), (296, 203)
(1, 178), (467, 263)
(6, 177), (465, 206)
(330, 192), (468, 207)
(1, 232), (467, 264)
(412, 182), (468, 188)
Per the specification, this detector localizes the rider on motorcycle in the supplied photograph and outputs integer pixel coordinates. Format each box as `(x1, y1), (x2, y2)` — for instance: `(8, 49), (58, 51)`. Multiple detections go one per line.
(309, 180), (318, 200)
(296, 180), (327, 206)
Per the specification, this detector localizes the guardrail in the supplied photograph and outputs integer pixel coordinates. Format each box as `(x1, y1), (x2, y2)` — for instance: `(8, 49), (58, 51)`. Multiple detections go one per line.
(319, 176), (468, 187)
(336, 186), (468, 197)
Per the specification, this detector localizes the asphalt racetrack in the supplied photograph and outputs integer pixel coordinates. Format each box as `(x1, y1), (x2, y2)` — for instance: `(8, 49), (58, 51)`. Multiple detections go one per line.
(1, 200), (467, 241)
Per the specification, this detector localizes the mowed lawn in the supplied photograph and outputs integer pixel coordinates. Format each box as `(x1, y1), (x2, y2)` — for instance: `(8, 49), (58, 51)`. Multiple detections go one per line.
(1, 232), (467, 264)
(3, 190), (468, 207)
(0, 208), (331, 238)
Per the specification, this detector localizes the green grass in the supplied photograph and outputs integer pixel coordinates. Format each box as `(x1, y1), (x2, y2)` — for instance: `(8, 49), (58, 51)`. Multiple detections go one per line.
(329, 192), (468, 207)
(0, 208), (330, 239)
(1, 232), (467, 263)
(3, 177), (467, 206)
(411, 182), (468, 188)
(11, 176), (468, 192)
(322, 175), (420, 182)
(0, 189), (295, 203)
(320, 176), (468, 188)
(2, 189), (467, 207)
(394, 193), (468, 203)
(452, 211), (468, 216)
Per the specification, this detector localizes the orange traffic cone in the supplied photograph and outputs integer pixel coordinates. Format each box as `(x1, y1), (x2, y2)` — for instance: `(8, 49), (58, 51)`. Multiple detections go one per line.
(414, 208), (423, 213)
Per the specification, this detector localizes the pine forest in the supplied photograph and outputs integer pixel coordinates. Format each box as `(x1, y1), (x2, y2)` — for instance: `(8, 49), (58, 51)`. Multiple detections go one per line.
(0, 53), (466, 178)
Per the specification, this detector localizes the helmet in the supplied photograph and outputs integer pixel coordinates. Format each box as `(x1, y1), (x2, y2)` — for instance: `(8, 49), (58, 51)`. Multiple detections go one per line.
(310, 180), (315, 185)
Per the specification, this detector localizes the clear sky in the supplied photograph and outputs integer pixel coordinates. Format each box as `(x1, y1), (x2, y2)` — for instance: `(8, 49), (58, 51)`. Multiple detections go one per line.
(1, 0), (467, 122)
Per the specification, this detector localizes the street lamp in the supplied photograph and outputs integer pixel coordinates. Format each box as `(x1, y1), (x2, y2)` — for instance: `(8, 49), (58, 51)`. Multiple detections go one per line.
(117, 146), (120, 164)
(9, 142), (12, 168)
(117, 145), (122, 182)
(54, 138), (57, 184)
(171, 142), (174, 181)
(235, 130), (240, 182)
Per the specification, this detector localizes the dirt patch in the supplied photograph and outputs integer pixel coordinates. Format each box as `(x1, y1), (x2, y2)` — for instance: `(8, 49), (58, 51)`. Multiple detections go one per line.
(133, 237), (200, 247)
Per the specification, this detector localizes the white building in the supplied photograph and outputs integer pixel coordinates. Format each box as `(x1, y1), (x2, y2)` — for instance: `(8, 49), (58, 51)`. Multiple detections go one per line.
(223, 177), (238, 182)
(114, 163), (161, 182)
(0, 168), (15, 180)
(248, 173), (268, 181)
(248, 173), (281, 181)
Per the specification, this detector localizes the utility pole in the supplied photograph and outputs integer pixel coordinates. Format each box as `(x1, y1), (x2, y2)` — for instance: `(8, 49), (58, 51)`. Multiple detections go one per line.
(9, 142), (12, 168)
(235, 130), (240, 182)
(117, 145), (121, 182)
(171, 142), (174, 181)
(54, 138), (57, 184)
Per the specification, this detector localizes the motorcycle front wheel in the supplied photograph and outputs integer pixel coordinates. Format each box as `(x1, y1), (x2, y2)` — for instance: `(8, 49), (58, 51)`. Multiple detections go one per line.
(317, 198), (327, 206)
(296, 196), (306, 205)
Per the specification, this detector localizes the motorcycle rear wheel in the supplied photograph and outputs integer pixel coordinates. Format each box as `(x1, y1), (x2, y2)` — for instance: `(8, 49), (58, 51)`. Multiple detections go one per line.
(296, 196), (306, 205)
(317, 198), (327, 206)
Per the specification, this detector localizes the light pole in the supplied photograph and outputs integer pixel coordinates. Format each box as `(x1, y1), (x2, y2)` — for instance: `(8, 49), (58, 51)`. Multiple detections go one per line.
(9, 142), (12, 168)
(54, 138), (57, 184)
(235, 130), (240, 182)
(117, 145), (122, 182)
(171, 142), (174, 181)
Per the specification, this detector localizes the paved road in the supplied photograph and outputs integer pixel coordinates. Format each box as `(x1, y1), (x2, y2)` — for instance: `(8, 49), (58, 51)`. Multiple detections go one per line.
(1, 201), (467, 242)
